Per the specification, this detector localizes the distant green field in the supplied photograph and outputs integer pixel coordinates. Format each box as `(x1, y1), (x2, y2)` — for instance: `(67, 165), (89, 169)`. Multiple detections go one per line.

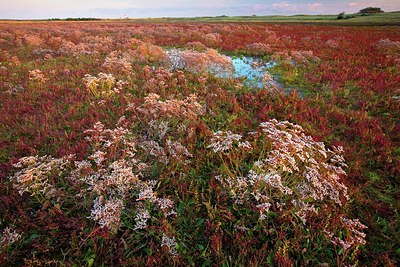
(2, 11), (399, 26)
(125, 11), (400, 25)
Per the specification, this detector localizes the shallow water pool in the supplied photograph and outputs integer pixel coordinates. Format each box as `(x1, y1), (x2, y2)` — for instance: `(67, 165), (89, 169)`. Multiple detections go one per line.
(226, 56), (277, 88)
(165, 48), (278, 89)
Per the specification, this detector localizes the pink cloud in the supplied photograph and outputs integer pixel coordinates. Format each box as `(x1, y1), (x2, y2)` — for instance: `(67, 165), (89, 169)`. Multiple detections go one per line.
(348, 2), (362, 7)
(272, 2), (325, 14)
(307, 3), (324, 12)
(272, 2), (299, 13)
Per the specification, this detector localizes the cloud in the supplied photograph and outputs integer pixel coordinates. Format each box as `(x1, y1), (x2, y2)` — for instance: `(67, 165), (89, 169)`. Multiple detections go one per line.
(271, 1), (325, 14)
(348, 2), (362, 7)
(346, 2), (378, 9)
(272, 2), (298, 9)
(272, 2), (299, 13)
(307, 3), (324, 12)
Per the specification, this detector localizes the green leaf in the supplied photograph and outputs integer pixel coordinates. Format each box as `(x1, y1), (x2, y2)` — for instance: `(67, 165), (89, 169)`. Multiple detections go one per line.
(29, 233), (38, 240)
(196, 218), (205, 227)
(267, 255), (273, 264)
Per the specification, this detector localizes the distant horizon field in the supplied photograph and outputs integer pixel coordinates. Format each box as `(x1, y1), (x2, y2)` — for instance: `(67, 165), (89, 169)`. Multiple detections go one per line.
(1, 11), (400, 26)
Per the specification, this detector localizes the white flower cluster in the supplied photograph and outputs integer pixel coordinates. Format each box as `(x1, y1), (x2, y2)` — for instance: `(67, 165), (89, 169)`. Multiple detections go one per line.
(10, 155), (73, 200)
(161, 234), (178, 257)
(211, 119), (360, 237)
(79, 121), (178, 232)
(262, 72), (279, 92)
(0, 227), (22, 248)
(207, 131), (243, 153)
(166, 139), (193, 164)
(140, 140), (168, 165)
(8, 91), (198, 257)
(136, 180), (158, 202)
(89, 197), (124, 232)
(376, 38), (400, 55)
(80, 159), (139, 197)
(259, 119), (349, 206)
(324, 216), (367, 251)
(133, 209), (151, 230)
(149, 120), (169, 140)
(134, 93), (205, 121)
(166, 48), (233, 75)
(124, 92), (202, 177)
(58, 41), (92, 56)
(156, 198), (178, 217)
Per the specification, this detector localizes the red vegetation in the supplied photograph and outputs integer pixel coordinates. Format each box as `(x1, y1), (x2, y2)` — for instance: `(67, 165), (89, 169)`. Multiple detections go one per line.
(0, 21), (399, 266)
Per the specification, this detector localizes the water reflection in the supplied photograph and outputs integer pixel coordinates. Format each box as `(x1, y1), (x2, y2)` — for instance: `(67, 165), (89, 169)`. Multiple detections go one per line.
(226, 56), (277, 88)
(165, 48), (278, 89)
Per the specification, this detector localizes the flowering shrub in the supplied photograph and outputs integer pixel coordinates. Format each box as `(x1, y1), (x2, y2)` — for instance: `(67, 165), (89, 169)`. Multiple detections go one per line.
(9, 117), (181, 246)
(58, 41), (93, 56)
(83, 73), (118, 98)
(0, 227), (21, 250)
(28, 69), (48, 84)
(102, 51), (132, 74)
(167, 48), (233, 75)
(10, 155), (73, 203)
(133, 93), (204, 121)
(245, 43), (271, 55)
(262, 72), (280, 92)
(376, 38), (400, 55)
(5, 90), (204, 262)
(22, 34), (44, 47)
(202, 32), (222, 46)
(208, 119), (365, 265)
(127, 38), (167, 64)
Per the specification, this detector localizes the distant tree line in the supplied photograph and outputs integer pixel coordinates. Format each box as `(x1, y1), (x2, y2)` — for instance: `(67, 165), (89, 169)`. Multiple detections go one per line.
(359, 7), (384, 14)
(49, 18), (101, 21)
(336, 7), (384, 20)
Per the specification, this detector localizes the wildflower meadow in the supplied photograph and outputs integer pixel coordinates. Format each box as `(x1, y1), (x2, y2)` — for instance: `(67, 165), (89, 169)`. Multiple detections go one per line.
(0, 21), (399, 266)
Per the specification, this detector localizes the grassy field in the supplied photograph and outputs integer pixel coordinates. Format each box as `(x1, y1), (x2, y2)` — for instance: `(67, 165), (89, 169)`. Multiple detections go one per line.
(117, 11), (400, 25)
(2, 11), (400, 25)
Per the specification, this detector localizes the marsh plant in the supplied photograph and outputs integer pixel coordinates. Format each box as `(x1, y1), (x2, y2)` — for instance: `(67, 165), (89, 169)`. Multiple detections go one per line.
(7, 98), (366, 265)
(1, 21), (398, 266)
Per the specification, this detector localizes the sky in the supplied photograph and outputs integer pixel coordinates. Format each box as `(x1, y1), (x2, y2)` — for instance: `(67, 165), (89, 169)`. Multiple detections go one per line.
(0, 0), (399, 19)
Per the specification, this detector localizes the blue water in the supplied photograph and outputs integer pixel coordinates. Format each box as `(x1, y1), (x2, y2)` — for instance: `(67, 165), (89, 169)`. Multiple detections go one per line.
(212, 56), (278, 89)
(165, 48), (278, 89)
(229, 56), (277, 88)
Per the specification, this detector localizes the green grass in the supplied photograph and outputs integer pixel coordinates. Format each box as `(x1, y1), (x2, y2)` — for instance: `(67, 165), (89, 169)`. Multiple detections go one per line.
(2, 11), (400, 25)
(119, 11), (400, 25)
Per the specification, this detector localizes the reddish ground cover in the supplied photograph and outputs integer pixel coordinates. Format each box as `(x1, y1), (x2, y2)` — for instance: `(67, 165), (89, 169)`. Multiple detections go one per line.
(0, 21), (399, 266)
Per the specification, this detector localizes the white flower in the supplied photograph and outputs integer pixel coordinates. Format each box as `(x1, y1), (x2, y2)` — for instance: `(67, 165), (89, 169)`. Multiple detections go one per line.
(133, 209), (151, 230)
(89, 197), (124, 232)
(207, 131), (242, 153)
(161, 234), (178, 256)
(238, 141), (252, 150)
(0, 227), (21, 248)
